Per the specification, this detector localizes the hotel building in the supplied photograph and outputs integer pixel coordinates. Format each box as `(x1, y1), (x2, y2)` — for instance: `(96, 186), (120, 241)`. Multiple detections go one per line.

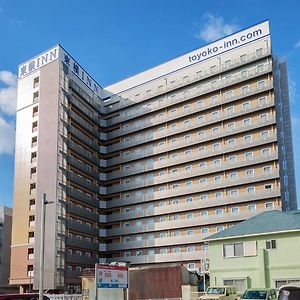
(10, 20), (297, 292)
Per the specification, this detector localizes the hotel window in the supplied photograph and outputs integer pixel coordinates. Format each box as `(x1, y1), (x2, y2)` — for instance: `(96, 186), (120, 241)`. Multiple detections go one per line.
(123, 151), (130, 157)
(158, 141), (165, 147)
(241, 69), (248, 78)
(258, 80), (266, 89)
(263, 166), (272, 175)
(184, 119), (191, 127)
(260, 113), (268, 122)
(229, 172), (238, 180)
(230, 189), (238, 196)
(256, 48), (263, 57)
(159, 201), (167, 206)
(225, 90), (233, 99)
(211, 80), (217, 88)
(243, 118), (251, 126)
(257, 64), (264, 72)
(225, 75), (231, 84)
(160, 232), (168, 238)
(159, 98), (165, 104)
(148, 249), (155, 255)
(228, 139), (236, 147)
(259, 96), (267, 106)
(183, 75), (189, 83)
(172, 168), (178, 174)
(199, 146), (206, 153)
(186, 197), (193, 203)
(201, 211), (208, 217)
(185, 181), (193, 188)
(172, 231), (180, 237)
(211, 95), (218, 104)
(187, 229), (194, 235)
(262, 148), (270, 157)
(171, 153), (178, 159)
(173, 247), (180, 253)
(211, 65), (217, 72)
(158, 127), (165, 132)
(159, 186), (166, 192)
(187, 246), (195, 252)
(265, 202), (274, 209)
(213, 159), (221, 166)
(124, 222), (130, 228)
(246, 186), (255, 194)
(199, 178), (207, 185)
(216, 209), (223, 215)
(135, 220), (142, 226)
(226, 106), (234, 114)
(196, 71), (202, 78)
(224, 59), (231, 68)
(123, 164), (130, 170)
(215, 192), (223, 199)
(242, 101), (250, 110)
(261, 130), (269, 139)
(172, 184), (179, 190)
(124, 207), (131, 213)
(186, 213), (193, 219)
(245, 169), (254, 178)
(136, 251), (142, 256)
(188, 263), (196, 269)
(159, 171), (166, 176)
(171, 123), (177, 129)
(245, 151), (253, 159)
(244, 134), (252, 143)
(213, 142), (221, 150)
(124, 193), (130, 199)
(201, 228), (209, 234)
(172, 199), (179, 205)
(184, 134), (192, 141)
(148, 233), (154, 239)
(170, 109), (177, 115)
(241, 85), (249, 95)
(184, 104), (190, 112)
(227, 122), (235, 131)
(124, 237), (131, 242)
(159, 216), (167, 222)
(183, 90), (190, 98)
(33, 76), (39, 88)
(160, 248), (167, 254)
(197, 100), (204, 109)
(240, 54), (247, 62)
(264, 184), (273, 191)
(212, 127), (220, 134)
(228, 155), (237, 163)
(185, 165), (192, 172)
(158, 85), (164, 92)
(124, 179), (130, 184)
(248, 204), (256, 211)
(157, 112), (164, 118)
(231, 207), (239, 213)
(198, 130), (205, 138)
(185, 149), (192, 156)
(214, 175), (222, 183)
(216, 226), (224, 232)
(172, 215), (180, 221)
(171, 138), (178, 144)
(197, 115), (205, 123)
(211, 111), (219, 118)
(200, 194), (208, 200)
(223, 242), (244, 257)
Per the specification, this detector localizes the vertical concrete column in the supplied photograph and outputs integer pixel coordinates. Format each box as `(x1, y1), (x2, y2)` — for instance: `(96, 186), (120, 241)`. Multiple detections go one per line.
(257, 249), (266, 287)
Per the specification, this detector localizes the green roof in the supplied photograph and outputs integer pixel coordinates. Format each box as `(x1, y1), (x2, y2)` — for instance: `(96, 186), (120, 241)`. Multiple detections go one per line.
(205, 210), (300, 241)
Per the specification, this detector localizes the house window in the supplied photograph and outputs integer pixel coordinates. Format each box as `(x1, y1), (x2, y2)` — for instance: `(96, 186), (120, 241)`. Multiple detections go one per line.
(266, 239), (276, 250)
(231, 207), (239, 213)
(187, 246), (195, 252)
(187, 229), (194, 236)
(248, 204), (256, 211)
(223, 242), (244, 257)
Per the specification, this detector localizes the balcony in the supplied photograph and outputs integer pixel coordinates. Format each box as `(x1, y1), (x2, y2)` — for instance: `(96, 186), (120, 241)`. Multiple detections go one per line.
(106, 208), (277, 237)
(67, 156), (98, 179)
(107, 153), (278, 194)
(66, 186), (99, 207)
(106, 48), (271, 118)
(67, 171), (98, 193)
(69, 125), (98, 151)
(66, 202), (98, 221)
(66, 253), (97, 265)
(107, 250), (206, 265)
(106, 188), (280, 222)
(65, 236), (98, 251)
(68, 140), (98, 164)
(69, 110), (98, 137)
(67, 220), (98, 236)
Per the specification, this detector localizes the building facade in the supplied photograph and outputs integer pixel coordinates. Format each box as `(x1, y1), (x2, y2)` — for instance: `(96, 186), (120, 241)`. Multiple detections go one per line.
(10, 20), (297, 292)
(205, 210), (300, 293)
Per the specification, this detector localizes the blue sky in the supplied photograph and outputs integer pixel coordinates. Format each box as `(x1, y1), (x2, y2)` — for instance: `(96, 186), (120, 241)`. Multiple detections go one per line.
(0, 0), (300, 208)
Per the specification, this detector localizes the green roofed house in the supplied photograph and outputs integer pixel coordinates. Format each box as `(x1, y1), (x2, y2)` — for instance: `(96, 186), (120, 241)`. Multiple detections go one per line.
(204, 210), (300, 293)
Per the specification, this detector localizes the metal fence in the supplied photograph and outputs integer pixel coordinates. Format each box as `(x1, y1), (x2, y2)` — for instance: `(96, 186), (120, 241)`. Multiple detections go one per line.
(46, 294), (82, 300)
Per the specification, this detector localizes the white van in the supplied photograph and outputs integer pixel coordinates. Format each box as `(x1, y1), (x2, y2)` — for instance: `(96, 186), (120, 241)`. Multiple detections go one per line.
(200, 286), (238, 300)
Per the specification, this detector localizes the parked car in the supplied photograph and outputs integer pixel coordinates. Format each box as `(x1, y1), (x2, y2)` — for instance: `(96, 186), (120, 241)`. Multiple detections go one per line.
(200, 286), (238, 300)
(240, 288), (277, 300)
(278, 285), (300, 300)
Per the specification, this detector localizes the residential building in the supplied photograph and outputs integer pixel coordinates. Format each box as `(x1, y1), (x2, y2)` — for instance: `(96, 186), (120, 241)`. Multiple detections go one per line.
(10, 20), (297, 292)
(205, 210), (300, 292)
(0, 206), (12, 288)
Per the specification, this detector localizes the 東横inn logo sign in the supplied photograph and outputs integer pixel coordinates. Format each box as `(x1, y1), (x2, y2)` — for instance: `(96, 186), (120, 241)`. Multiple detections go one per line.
(18, 45), (102, 97)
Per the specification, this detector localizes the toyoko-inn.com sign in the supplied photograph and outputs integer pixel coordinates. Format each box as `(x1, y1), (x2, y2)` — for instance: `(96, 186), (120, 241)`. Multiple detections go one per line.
(96, 264), (128, 289)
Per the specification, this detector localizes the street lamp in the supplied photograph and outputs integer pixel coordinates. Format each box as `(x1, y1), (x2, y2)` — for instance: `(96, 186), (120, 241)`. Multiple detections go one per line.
(39, 194), (53, 300)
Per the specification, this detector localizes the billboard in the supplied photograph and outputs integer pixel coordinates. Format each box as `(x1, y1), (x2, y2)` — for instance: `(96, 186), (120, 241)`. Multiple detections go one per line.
(96, 264), (128, 288)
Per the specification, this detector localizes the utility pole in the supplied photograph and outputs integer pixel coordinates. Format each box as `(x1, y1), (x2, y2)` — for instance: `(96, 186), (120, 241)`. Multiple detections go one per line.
(39, 194), (53, 300)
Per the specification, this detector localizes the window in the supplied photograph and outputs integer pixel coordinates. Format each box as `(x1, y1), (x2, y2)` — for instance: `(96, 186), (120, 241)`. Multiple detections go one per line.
(215, 209), (223, 215)
(226, 106), (234, 114)
(201, 211), (208, 217)
(187, 246), (195, 252)
(229, 172), (237, 180)
(263, 166), (272, 175)
(258, 80), (266, 89)
(256, 48), (263, 57)
(261, 130), (269, 139)
(124, 222), (130, 228)
(172, 199), (179, 205)
(159, 171), (166, 176)
(259, 96), (267, 106)
(201, 228), (209, 234)
(211, 111), (219, 118)
(225, 90), (233, 99)
(158, 127), (165, 132)
(198, 130), (205, 138)
(197, 100), (204, 108)
(186, 197), (193, 203)
(264, 184), (273, 191)
(214, 175), (222, 183)
(213, 142), (220, 150)
(227, 122), (235, 131)
(184, 134), (192, 141)
(228, 155), (237, 163)
(171, 153), (178, 159)
(171, 123), (177, 129)
(172, 168), (178, 174)
(172, 215), (180, 221)
(241, 69), (248, 78)
(231, 207), (239, 213)
(136, 251), (142, 256)
(170, 109), (177, 115)
(266, 239), (276, 250)
(172, 184), (179, 190)
(188, 263), (196, 269)
(216, 226), (224, 232)
(248, 204), (256, 211)
(185, 165), (192, 172)
(160, 248), (168, 254)
(228, 139), (236, 147)
(211, 95), (218, 104)
(240, 54), (247, 62)
(260, 113), (268, 122)
(224, 60), (231, 68)
(171, 138), (178, 144)
(200, 194), (208, 200)
(241, 85), (249, 94)
(245, 169), (254, 177)
(135, 220), (142, 226)
(185, 149), (192, 156)
(185, 181), (193, 188)
(186, 213), (193, 219)
(265, 202), (274, 209)
(262, 148), (270, 157)
(124, 251), (131, 257)
(244, 134), (252, 143)
(187, 229), (194, 236)
(213, 159), (221, 166)
(243, 118), (251, 126)
(199, 178), (207, 185)
(173, 247), (180, 253)
(183, 104), (190, 112)
(215, 192), (223, 199)
(247, 186), (255, 194)
(124, 237), (131, 242)
(184, 119), (191, 126)
(242, 101), (250, 110)
(199, 146), (206, 153)
(172, 231), (180, 237)
(212, 126), (220, 134)
(197, 115), (205, 123)
(160, 232), (168, 238)
(245, 151), (253, 159)
(223, 242), (244, 257)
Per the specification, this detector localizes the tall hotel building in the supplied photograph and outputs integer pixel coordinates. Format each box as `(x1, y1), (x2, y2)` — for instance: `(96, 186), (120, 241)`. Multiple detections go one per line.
(10, 20), (297, 292)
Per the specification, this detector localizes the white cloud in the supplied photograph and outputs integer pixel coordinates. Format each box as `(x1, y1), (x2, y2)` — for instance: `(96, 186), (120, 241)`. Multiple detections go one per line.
(0, 116), (15, 155)
(295, 40), (300, 48)
(0, 71), (17, 115)
(195, 13), (240, 43)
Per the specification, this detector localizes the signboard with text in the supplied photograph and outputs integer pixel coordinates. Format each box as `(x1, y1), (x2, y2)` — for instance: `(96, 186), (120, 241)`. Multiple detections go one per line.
(96, 264), (128, 289)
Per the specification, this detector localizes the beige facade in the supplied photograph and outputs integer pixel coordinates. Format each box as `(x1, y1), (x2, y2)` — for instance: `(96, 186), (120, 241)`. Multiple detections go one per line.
(10, 21), (296, 292)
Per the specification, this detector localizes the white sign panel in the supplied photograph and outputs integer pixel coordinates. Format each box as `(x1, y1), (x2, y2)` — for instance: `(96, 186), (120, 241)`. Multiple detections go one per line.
(96, 264), (128, 289)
